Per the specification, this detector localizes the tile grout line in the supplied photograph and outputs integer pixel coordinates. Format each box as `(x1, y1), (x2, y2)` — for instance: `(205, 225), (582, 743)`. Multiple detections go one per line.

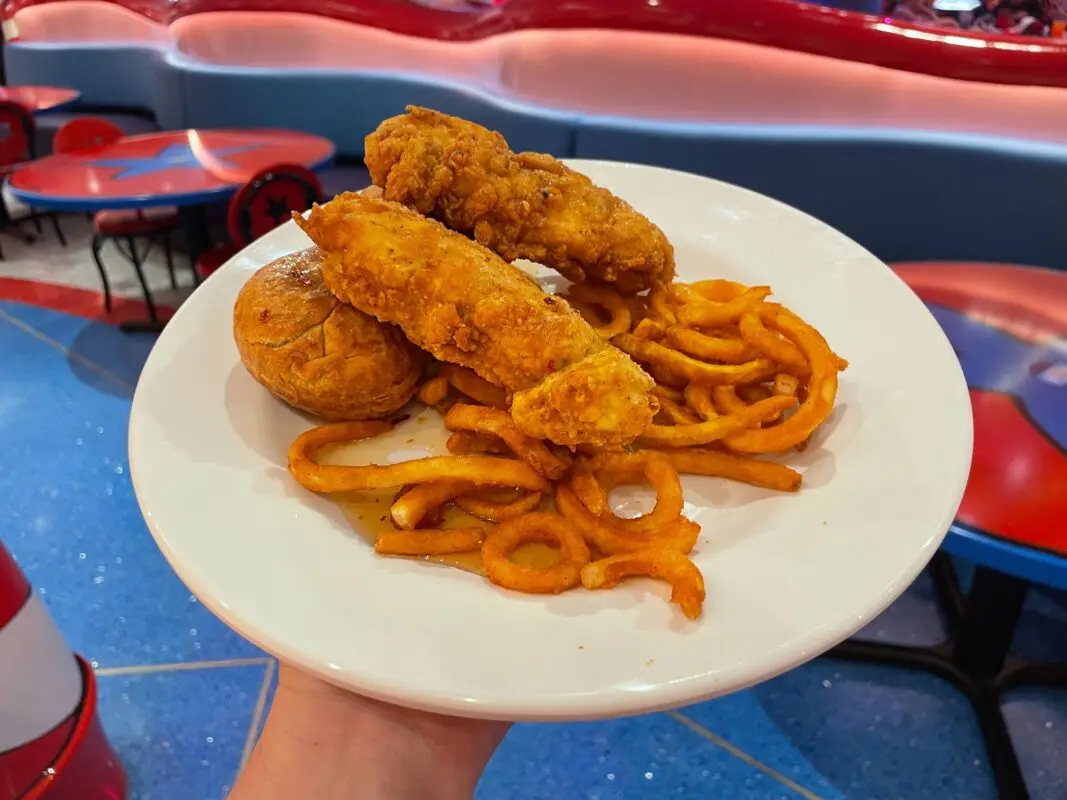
(666, 710), (825, 800)
(239, 658), (277, 770)
(0, 306), (137, 394)
(95, 657), (272, 677)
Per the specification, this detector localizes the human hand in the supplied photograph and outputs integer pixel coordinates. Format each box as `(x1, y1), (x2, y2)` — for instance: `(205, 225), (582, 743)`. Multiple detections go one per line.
(229, 663), (511, 800)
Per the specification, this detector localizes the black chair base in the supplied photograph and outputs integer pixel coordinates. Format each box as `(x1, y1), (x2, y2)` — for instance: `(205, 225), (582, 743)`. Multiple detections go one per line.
(92, 229), (179, 330)
(826, 553), (1067, 800)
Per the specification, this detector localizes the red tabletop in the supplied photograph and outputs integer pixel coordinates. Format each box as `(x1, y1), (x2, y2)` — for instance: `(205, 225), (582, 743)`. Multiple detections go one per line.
(894, 263), (1067, 558)
(0, 86), (79, 113)
(7, 129), (336, 211)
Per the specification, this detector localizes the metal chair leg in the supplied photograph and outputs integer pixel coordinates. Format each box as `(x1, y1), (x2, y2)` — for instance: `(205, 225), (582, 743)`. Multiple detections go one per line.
(50, 215), (66, 247)
(163, 234), (177, 289)
(126, 236), (159, 322)
(31, 214), (42, 235)
(89, 235), (112, 312)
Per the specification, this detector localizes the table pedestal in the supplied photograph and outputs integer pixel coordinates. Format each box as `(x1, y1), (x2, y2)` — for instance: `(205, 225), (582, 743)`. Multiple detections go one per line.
(827, 552), (1067, 800)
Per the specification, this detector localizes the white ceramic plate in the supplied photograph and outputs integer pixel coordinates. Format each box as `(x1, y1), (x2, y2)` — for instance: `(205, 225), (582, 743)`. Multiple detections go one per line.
(129, 161), (971, 721)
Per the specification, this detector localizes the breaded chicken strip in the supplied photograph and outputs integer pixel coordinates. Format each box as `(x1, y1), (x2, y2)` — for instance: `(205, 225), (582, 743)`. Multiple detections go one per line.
(364, 106), (674, 294)
(294, 192), (656, 448)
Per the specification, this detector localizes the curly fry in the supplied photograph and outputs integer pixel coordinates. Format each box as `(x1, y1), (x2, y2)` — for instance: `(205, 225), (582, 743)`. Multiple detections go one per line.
(288, 422), (550, 493)
(614, 334), (778, 386)
(651, 446), (802, 492)
(724, 307), (839, 453)
(581, 550), (706, 620)
(376, 528), (486, 556)
(569, 467), (609, 516)
(417, 375), (450, 406)
(444, 404), (569, 480)
(555, 484), (699, 555)
(676, 286), (770, 328)
(445, 431), (509, 456)
(664, 327), (755, 364)
(455, 489), (543, 522)
(683, 381), (718, 420)
(636, 395), (798, 448)
(391, 480), (473, 530)
(586, 451), (685, 535)
(631, 317), (667, 341)
(562, 283), (632, 339)
(481, 513), (590, 594)
(647, 282), (677, 325)
(653, 387), (701, 425)
(441, 364), (509, 409)
(686, 279), (748, 302)
(774, 373), (800, 397)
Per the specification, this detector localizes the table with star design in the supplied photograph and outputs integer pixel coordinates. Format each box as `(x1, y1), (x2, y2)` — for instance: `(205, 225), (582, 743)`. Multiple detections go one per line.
(0, 85), (80, 114)
(7, 129), (335, 214)
(828, 262), (1067, 800)
(7, 128), (334, 331)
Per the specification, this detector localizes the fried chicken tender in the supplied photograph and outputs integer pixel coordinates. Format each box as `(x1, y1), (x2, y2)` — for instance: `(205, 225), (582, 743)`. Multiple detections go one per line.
(294, 192), (657, 448)
(364, 106), (674, 294)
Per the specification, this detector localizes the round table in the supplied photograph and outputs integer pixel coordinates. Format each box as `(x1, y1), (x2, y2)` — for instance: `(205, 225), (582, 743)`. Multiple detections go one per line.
(829, 262), (1067, 800)
(7, 128), (335, 332)
(0, 86), (79, 113)
(7, 128), (335, 212)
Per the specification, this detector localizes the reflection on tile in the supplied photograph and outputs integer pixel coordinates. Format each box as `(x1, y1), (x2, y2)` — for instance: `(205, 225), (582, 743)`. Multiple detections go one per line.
(0, 313), (261, 667)
(96, 664), (266, 800)
(852, 567), (948, 646)
(478, 714), (812, 800)
(1003, 688), (1067, 800)
(0, 300), (156, 390)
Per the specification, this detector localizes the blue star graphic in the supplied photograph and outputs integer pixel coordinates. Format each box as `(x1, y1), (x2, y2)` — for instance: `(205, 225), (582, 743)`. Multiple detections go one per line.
(89, 142), (261, 180)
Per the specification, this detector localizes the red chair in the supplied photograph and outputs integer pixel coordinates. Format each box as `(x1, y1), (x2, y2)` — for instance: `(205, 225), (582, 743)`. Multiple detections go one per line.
(0, 100), (65, 258)
(196, 163), (323, 279)
(54, 117), (181, 315)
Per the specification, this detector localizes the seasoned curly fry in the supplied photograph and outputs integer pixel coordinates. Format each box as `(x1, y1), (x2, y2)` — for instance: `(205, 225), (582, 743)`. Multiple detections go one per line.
(654, 387), (701, 425)
(455, 489), (543, 522)
(636, 395), (798, 447)
(445, 431), (509, 456)
(444, 403), (569, 480)
(651, 447), (802, 492)
(555, 485), (700, 556)
(581, 550), (706, 619)
(683, 381), (719, 420)
(676, 286), (770, 328)
(664, 326), (755, 364)
(562, 284), (632, 339)
(391, 481), (473, 530)
(481, 513), (591, 594)
(289, 422), (550, 493)
(723, 307), (840, 454)
(376, 528), (486, 556)
(441, 364), (509, 409)
(614, 334), (778, 386)
(569, 468), (609, 517)
(585, 452), (686, 536)
(417, 375), (450, 406)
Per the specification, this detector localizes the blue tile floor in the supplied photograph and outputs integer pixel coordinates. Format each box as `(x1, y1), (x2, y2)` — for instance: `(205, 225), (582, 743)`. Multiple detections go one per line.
(3, 298), (1067, 799)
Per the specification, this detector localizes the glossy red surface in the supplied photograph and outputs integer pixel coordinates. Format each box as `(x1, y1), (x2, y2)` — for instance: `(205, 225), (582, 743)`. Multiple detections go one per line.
(23, 658), (128, 800)
(11, 0), (1067, 87)
(0, 86), (79, 113)
(0, 539), (30, 628)
(895, 263), (1067, 557)
(10, 129), (335, 210)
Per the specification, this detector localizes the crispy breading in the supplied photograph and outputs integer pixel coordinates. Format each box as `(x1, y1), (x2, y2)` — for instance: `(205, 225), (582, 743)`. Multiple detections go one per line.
(295, 192), (657, 447)
(365, 106), (674, 294)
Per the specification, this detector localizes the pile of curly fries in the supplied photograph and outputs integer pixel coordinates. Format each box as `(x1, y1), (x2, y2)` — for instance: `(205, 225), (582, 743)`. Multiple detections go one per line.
(288, 279), (847, 622)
